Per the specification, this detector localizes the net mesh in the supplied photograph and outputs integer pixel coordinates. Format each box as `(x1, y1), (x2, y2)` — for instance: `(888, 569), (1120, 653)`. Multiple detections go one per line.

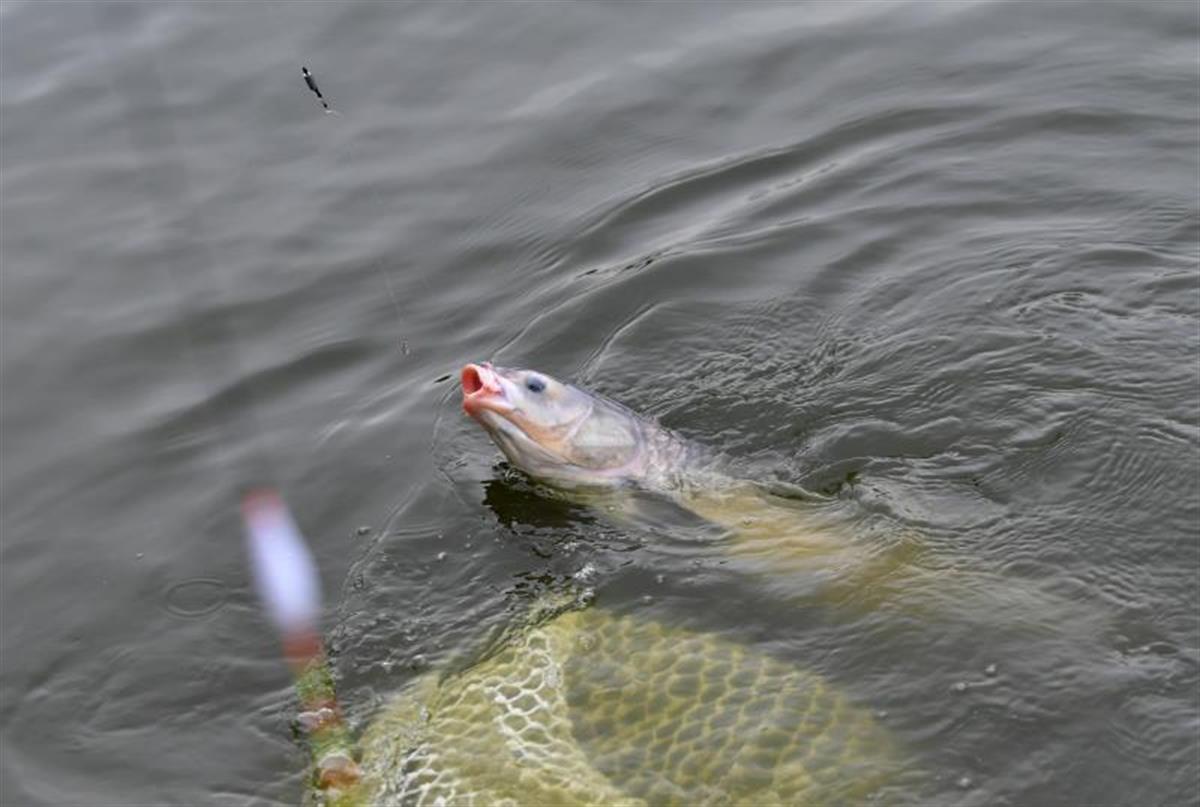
(359, 608), (900, 806)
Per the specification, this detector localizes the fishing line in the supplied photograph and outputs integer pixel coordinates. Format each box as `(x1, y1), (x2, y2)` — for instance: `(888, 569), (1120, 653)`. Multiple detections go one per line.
(298, 66), (413, 353)
(376, 259), (410, 354)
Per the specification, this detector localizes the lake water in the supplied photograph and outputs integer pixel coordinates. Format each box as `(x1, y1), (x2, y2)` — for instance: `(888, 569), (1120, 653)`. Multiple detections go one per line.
(1, 2), (1197, 805)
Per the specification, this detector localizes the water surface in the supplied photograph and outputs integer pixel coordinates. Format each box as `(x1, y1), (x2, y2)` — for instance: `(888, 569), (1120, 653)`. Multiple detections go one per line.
(1, 2), (1197, 805)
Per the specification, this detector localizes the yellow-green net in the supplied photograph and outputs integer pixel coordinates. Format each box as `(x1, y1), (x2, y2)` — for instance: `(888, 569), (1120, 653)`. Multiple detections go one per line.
(359, 608), (901, 806)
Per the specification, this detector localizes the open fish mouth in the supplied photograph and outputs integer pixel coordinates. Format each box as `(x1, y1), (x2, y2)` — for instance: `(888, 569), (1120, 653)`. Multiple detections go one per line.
(461, 362), (514, 416)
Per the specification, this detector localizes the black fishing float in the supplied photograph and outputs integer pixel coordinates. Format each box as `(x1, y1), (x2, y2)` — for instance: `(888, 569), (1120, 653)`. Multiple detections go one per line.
(301, 66), (334, 113)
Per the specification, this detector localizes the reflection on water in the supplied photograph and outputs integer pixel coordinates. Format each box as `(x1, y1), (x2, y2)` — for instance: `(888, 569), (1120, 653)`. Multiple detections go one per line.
(1, 1), (1197, 805)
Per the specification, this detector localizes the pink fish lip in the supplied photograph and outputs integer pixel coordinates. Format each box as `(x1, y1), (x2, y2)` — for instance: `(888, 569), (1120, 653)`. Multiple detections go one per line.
(461, 362), (510, 416)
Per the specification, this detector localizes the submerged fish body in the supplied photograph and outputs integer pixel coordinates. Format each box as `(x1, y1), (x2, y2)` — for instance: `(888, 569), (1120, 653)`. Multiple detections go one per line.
(457, 363), (1116, 636)
(358, 604), (905, 806)
(459, 362), (911, 586)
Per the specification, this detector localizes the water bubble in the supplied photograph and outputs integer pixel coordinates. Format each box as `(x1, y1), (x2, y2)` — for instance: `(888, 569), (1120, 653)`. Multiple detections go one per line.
(436, 551), (447, 561)
(135, 552), (145, 560)
(356, 525), (371, 536)
(984, 663), (998, 677)
(957, 776), (974, 789)
(952, 681), (968, 693)
(410, 654), (428, 671)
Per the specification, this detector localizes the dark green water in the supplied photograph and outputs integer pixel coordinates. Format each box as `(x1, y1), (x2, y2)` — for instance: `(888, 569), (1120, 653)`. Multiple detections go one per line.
(1, 2), (1197, 805)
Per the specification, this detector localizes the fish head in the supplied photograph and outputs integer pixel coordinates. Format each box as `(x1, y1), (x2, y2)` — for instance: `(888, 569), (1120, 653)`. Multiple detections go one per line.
(460, 362), (644, 488)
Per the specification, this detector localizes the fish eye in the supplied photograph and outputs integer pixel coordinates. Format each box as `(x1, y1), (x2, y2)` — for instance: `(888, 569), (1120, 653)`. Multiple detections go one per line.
(526, 376), (546, 393)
